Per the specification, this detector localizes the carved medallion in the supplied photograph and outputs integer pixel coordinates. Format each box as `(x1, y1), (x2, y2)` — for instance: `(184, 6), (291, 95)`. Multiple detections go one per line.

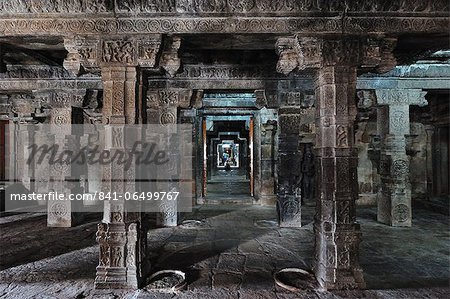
(393, 204), (409, 222)
(160, 111), (176, 124)
(392, 159), (408, 176)
(50, 202), (69, 217)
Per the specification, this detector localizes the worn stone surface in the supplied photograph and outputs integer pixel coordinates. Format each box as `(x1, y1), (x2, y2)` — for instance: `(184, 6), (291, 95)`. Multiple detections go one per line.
(375, 89), (428, 227)
(0, 205), (449, 298)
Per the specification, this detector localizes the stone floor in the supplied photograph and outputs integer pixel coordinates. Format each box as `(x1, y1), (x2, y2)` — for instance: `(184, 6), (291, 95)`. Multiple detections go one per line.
(0, 204), (449, 298)
(206, 169), (251, 202)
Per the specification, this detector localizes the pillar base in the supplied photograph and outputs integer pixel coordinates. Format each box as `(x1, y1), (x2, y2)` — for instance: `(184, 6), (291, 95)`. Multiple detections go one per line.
(314, 225), (366, 290)
(315, 266), (366, 290)
(95, 266), (138, 289)
(277, 195), (301, 227)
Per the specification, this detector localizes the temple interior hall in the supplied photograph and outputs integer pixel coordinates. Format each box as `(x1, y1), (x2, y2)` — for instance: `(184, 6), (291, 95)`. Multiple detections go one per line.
(0, 1), (449, 298)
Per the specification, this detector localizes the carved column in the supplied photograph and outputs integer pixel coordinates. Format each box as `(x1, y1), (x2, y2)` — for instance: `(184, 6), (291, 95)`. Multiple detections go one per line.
(146, 89), (191, 227)
(8, 94), (35, 192)
(314, 63), (365, 289)
(90, 35), (162, 288)
(95, 64), (140, 288)
(375, 89), (428, 227)
(276, 36), (396, 289)
(44, 90), (85, 227)
(277, 108), (302, 227)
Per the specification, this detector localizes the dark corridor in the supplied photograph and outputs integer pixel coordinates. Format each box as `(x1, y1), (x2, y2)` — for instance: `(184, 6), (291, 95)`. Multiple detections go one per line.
(204, 119), (252, 202)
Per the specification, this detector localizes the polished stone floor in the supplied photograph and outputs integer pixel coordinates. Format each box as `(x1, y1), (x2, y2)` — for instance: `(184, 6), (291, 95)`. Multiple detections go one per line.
(0, 204), (449, 298)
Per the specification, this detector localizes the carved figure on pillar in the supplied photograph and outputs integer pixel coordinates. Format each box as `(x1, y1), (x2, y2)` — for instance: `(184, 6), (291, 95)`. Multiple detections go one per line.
(301, 144), (315, 203)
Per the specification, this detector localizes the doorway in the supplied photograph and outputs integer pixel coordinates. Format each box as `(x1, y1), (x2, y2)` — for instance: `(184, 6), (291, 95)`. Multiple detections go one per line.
(202, 117), (253, 202)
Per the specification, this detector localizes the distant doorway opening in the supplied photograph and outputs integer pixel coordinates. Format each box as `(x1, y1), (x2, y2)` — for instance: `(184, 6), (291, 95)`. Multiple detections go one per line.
(202, 117), (253, 202)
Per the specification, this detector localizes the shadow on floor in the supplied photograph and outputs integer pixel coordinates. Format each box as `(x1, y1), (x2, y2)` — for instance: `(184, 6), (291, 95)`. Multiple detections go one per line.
(0, 213), (101, 270)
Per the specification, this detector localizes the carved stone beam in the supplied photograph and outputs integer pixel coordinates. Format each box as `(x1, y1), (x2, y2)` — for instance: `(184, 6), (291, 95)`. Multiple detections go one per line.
(64, 35), (162, 74)
(374, 89), (427, 227)
(33, 89), (86, 109)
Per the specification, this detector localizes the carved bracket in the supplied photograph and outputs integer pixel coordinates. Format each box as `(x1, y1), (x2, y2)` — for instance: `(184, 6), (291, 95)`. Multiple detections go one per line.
(276, 36), (397, 74)
(160, 36), (182, 78)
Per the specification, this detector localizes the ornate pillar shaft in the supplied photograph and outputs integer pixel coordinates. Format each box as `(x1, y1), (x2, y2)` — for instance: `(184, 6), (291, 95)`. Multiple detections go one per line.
(313, 65), (365, 289)
(95, 65), (140, 289)
(277, 109), (302, 227)
(47, 107), (74, 227)
(375, 89), (427, 227)
(146, 89), (191, 227)
(275, 35), (398, 289)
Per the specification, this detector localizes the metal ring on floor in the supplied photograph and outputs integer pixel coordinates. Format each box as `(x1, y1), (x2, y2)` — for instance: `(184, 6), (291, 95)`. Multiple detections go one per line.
(146, 270), (186, 293)
(273, 268), (312, 292)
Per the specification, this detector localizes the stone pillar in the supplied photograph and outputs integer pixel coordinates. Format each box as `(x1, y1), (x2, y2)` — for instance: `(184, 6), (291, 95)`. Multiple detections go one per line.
(47, 107), (73, 227)
(425, 125), (435, 196)
(276, 36), (396, 290)
(8, 94), (35, 192)
(277, 108), (302, 227)
(260, 121), (277, 205)
(313, 64), (365, 289)
(375, 89), (428, 227)
(146, 89), (191, 227)
(156, 106), (178, 227)
(95, 65), (141, 289)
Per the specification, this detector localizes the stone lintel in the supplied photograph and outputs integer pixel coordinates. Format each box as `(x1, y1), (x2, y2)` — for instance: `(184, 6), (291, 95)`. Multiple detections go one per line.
(375, 89), (428, 107)
(357, 77), (450, 90)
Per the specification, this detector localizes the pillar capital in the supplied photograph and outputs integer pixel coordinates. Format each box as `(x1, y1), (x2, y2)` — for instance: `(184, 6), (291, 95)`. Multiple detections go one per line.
(276, 36), (397, 75)
(375, 89), (428, 107)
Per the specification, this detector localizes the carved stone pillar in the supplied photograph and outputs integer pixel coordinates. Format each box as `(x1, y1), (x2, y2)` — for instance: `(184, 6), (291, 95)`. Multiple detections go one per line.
(276, 36), (396, 290)
(44, 90), (85, 227)
(8, 94), (35, 192)
(314, 64), (365, 289)
(95, 65), (141, 289)
(277, 108), (302, 227)
(146, 89), (191, 227)
(375, 89), (428, 227)
(47, 107), (73, 227)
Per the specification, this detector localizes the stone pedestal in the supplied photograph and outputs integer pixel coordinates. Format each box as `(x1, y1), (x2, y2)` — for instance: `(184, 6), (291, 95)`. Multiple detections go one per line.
(375, 89), (428, 227)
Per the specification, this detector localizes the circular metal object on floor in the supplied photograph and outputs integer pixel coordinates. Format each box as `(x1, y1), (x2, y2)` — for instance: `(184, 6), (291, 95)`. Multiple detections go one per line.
(273, 268), (315, 292)
(180, 219), (204, 228)
(254, 219), (278, 228)
(145, 270), (186, 293)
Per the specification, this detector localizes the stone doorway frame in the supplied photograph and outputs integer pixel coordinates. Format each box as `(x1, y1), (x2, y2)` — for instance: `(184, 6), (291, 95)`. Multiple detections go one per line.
(200, 114), (254, 202)
(192, 89), (272, 205)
